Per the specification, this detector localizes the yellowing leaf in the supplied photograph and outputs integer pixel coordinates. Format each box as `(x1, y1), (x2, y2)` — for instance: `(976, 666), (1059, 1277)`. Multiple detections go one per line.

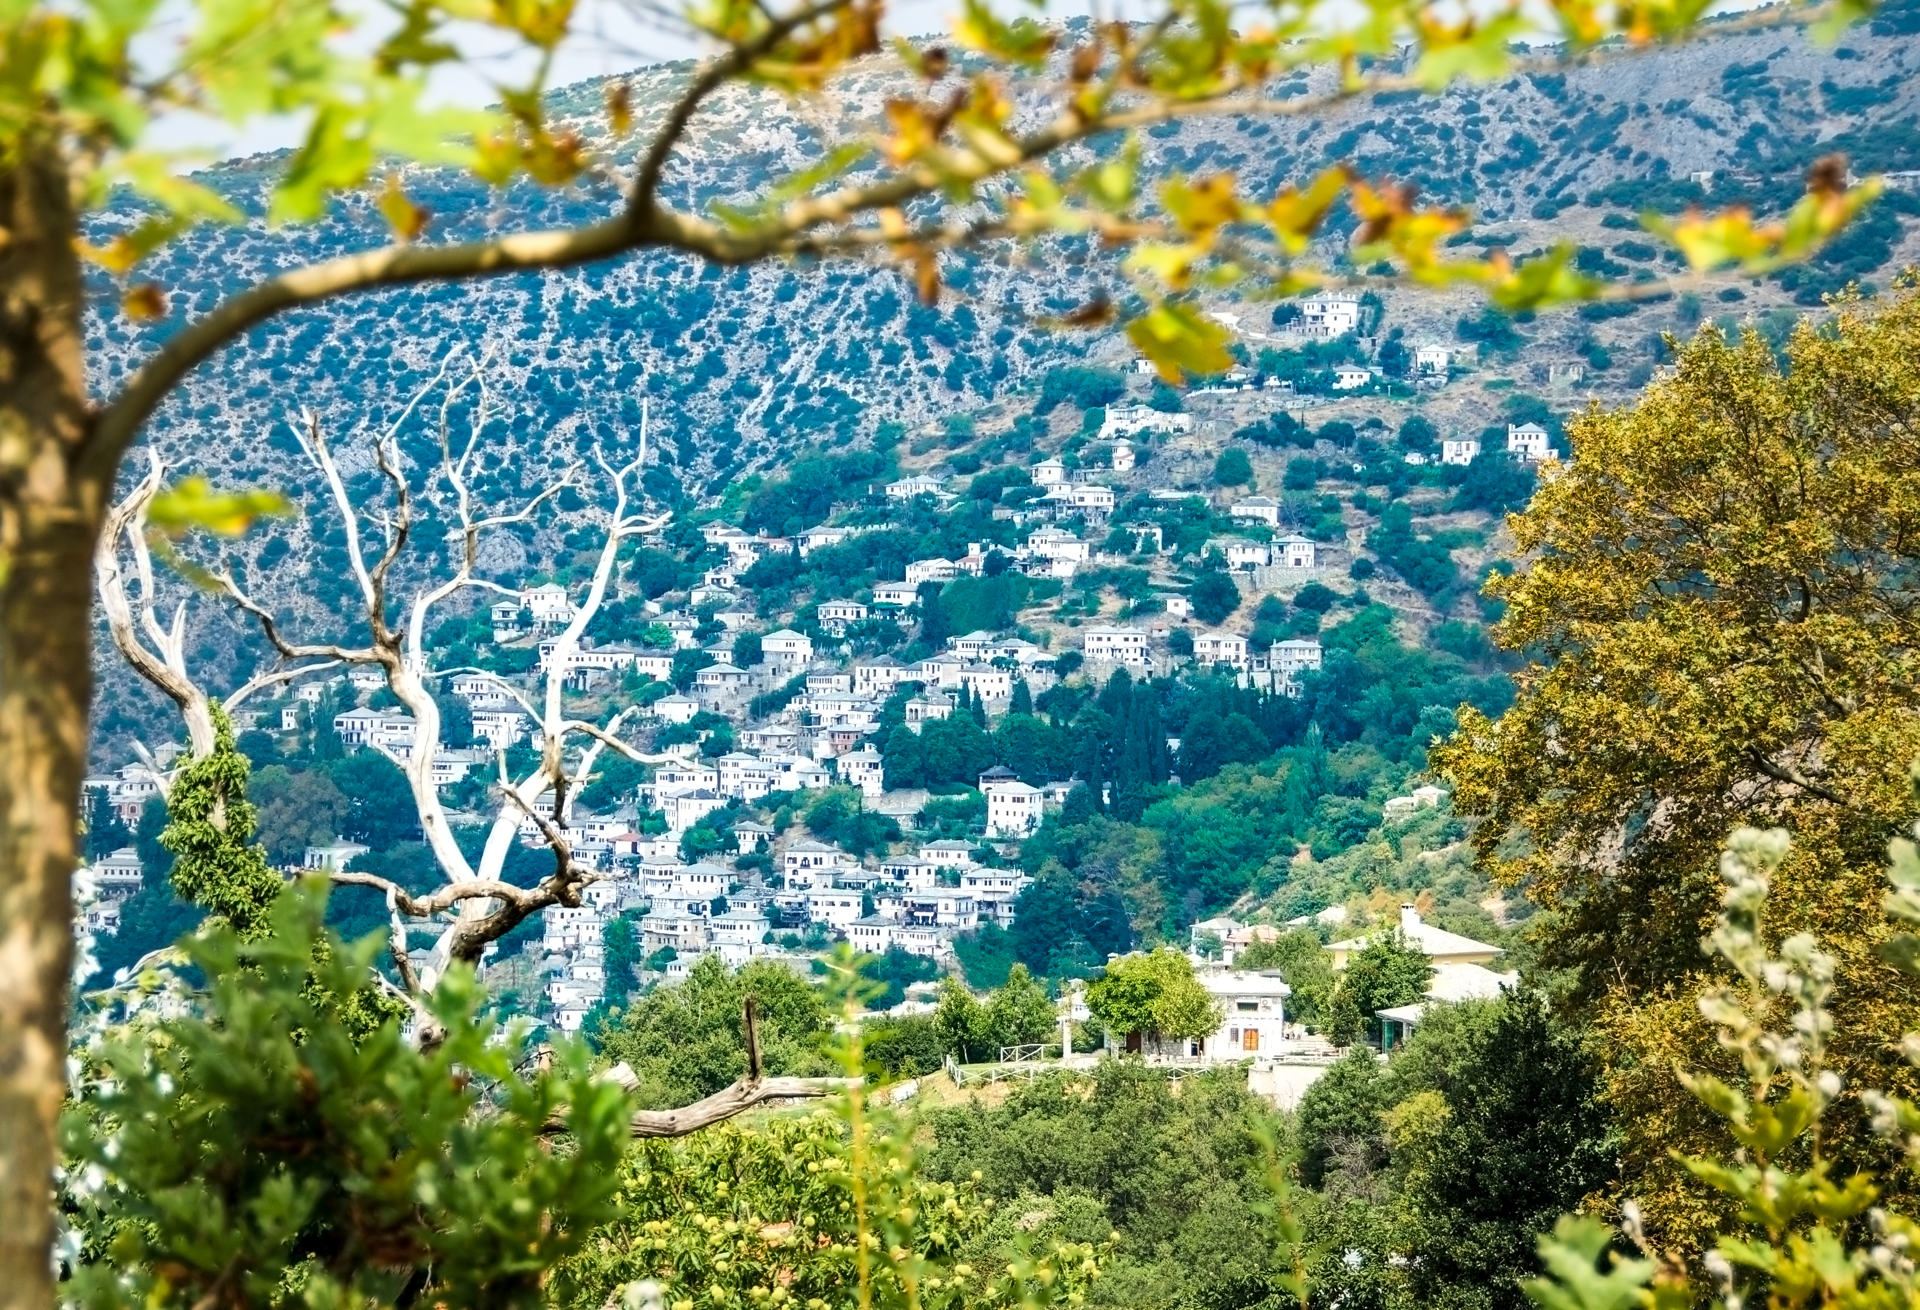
(1126, 302), (1234, 383)
(952, 0), (1054, 65)
(1078, 136), (1139, 212)
(377, 173), (430, 241)
(1124, 241), (1207, 291)
(1266, 166), (1349, 255)
(122, 283), (168, 320)
(147, 477), (295, 538)
(605, 80), (633, 137)
(1161, 173), (1243, 237)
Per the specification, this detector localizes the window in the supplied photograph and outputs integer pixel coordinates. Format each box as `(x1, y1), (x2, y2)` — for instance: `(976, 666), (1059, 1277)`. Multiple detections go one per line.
(1237, 1000), (1258, 1012)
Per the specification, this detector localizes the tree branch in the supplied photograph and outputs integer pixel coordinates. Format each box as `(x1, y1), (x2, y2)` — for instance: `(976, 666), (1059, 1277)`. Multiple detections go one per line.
(95, 453), (217, 758)
(1745, 749), (1848, 806)
(327, 869), (564, 917)
(542, 1070), (858, 1138)
(628, 0), (855, 213)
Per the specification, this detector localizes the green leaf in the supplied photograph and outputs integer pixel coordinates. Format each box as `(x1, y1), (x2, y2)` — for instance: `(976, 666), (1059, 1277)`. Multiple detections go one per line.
(1522, 1216), (1656, 1310)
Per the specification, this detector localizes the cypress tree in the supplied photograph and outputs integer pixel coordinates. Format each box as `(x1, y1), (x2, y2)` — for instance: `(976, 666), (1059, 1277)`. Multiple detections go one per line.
(1010, 678), (1033, 716)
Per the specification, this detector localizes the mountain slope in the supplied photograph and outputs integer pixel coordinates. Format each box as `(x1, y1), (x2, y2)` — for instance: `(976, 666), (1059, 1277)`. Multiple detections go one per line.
(83, 4), (1920, 743)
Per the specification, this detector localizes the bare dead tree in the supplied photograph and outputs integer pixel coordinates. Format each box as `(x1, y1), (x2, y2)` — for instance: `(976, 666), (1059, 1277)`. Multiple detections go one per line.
(96, 452), (341, 788)
(104, 349), (687, 985)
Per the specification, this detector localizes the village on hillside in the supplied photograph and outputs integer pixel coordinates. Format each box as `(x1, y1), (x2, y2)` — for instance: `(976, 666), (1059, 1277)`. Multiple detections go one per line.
(78, 290), (1539, 1090)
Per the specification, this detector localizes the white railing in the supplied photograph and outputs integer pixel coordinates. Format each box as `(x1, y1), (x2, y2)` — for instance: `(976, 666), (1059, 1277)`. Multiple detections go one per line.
(998, 1042), (1058, 1063)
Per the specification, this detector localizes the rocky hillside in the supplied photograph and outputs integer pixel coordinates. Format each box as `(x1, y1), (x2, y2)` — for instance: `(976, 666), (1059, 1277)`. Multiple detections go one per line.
(84, 0), (1920, 742)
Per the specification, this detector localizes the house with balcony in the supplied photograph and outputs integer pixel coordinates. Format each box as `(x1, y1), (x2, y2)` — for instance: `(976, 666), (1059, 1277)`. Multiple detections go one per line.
(1083, 624), (1149, 664)
(1229, 496), (1280, 527)
(1271, 534), (1317, 570)
(1193, 631), (1249, 669)
(818, 600), (868, 634)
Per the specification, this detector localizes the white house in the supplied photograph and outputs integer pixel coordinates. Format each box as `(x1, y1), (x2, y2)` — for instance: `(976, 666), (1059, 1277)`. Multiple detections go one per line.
(921, 837), (980, 869)
(1271, 533), (1317, 570)
(710, 908), (772, 948)
(660, 789), (728, 835)
(985, 780), (1045, 838)
(1506, 423), (1554, 462)
(1082, 625), (1149, 664)
(852, 656), (910, 696)
(1383, 784), (1449, 819)
(490, 600), (525, 641)
(1375, 961), (1522, 1049)
(1099, 404), (1193, 441)
(1027, 526), (1090, 564)
(1440, 437), (1480, 466)
(1199, 970), (1293, 1060)
(522, 582), (575, 625)
(87, 847), (145, 904)
(1332, 364), (1374, 391)
(471, 708), (530, 749)
(798, 525), (852, 555)
(806, 888), (866, 929)
(1112, 438), (1136, 473)
(956, 663), (1012, 702)
(1293, 291), (1361, 339)
(653, 694), (700, 725)
(1414, 344), (1451, 376)
(871, 582), (921, 608)
(334, 707), (411, 749)
(847, 915), (897, 956)
(904, 558), (958, 586)
(1220, 539), (1268, 572)
(1270, 638), (1323, 678)
(904, 692), (953, 727)
(303, 840), (369, 872)
(1043, 484), (1116, 515)
(838, 745), (885, 798)
(695, 662), (752, 698)
(886, 475), (944, 501)
(960, 867), (1030, 898)
(1193, 631), (1249, 669)
(1033, 457), (1067, 487)
(1328, 904), (1501, 969)
(901, 889), (980, 931)
(762, 629), (813, 669)
(782, 838), (842, 880)
(818, 600), (868, 634)
(1228, 496), (1280, 527)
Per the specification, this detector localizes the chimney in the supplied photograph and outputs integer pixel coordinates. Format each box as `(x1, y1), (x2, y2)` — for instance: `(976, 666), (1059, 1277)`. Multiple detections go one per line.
(1400, 903), (1420, 933)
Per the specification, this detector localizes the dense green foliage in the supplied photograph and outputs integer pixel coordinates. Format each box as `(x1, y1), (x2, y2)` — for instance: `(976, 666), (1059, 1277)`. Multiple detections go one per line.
(924, 1063), (1285, 1310)
(1290, 992), (1613, 1308)
(62, 886), (632, 1309)
(551, 1106), (1106, 1310)
(1085, 948), (1222, 1045)
(594, 956), (836, 1107)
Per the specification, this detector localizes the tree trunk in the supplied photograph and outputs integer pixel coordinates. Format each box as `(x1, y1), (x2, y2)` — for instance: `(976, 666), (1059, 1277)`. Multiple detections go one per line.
(0, 139), (102, 1310)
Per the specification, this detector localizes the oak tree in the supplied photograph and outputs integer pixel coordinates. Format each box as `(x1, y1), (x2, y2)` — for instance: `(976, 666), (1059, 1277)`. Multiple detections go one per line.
(1436, 283), (1920, 1253)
